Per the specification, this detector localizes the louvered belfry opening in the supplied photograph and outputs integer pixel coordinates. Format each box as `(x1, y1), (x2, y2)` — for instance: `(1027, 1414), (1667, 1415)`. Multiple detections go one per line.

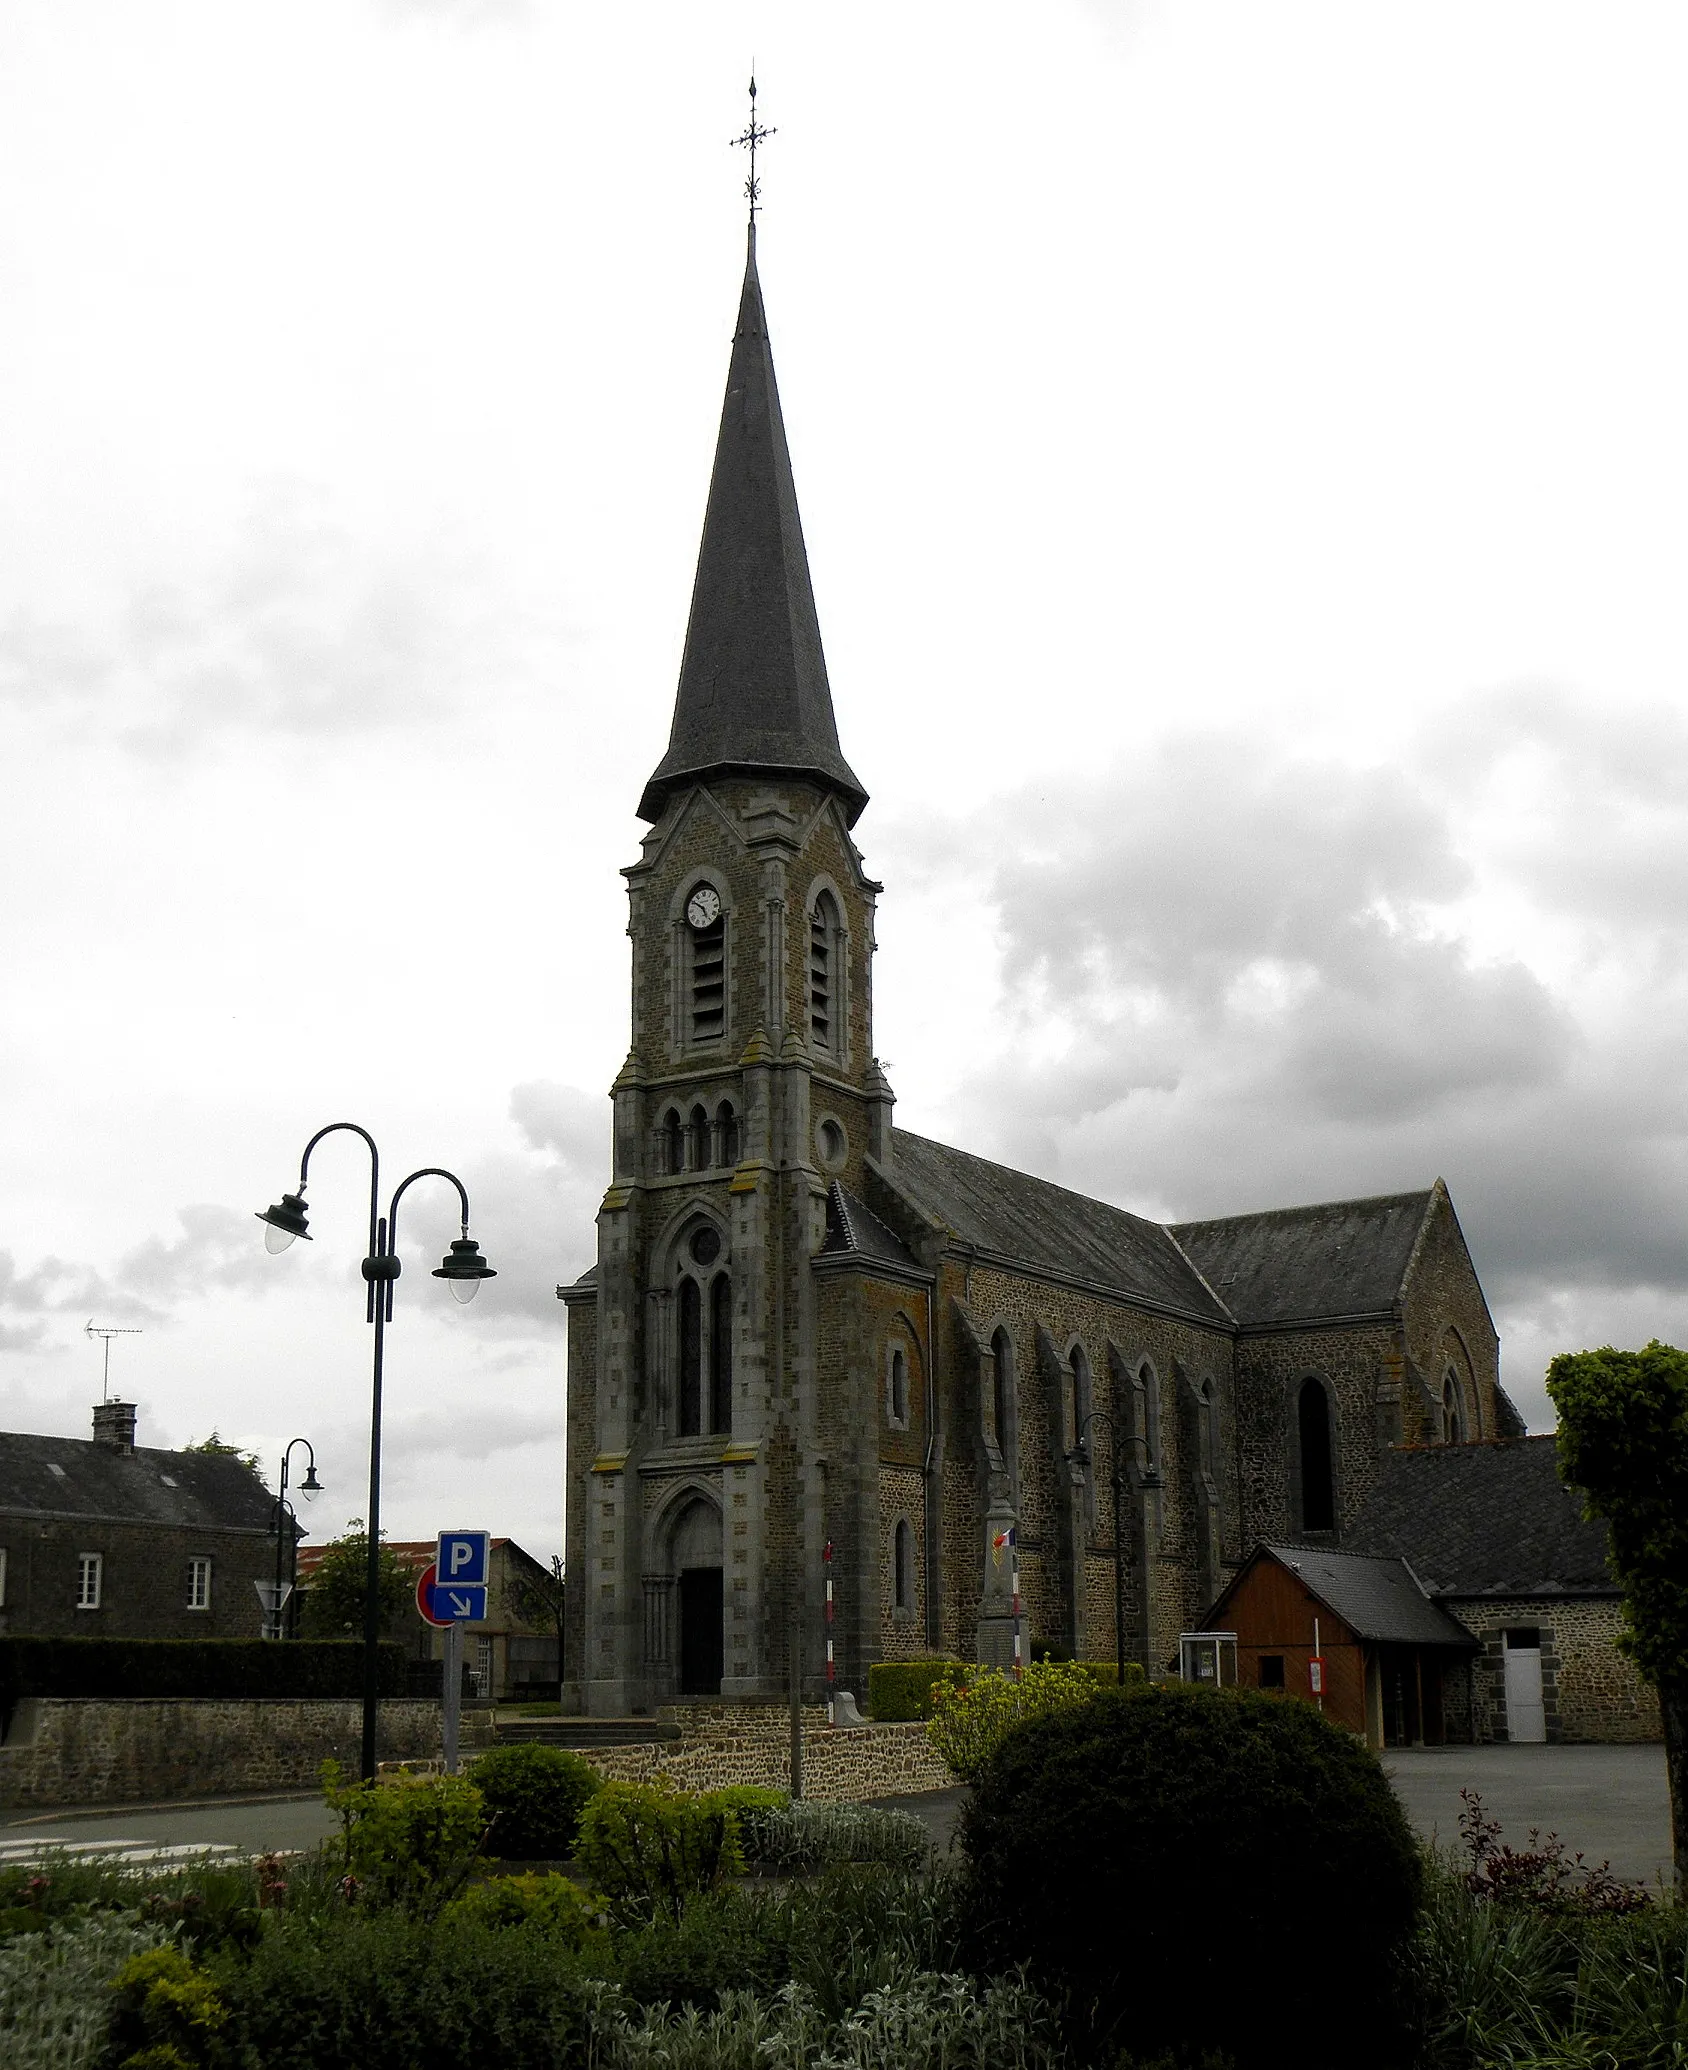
(689, 901), (726, 1043)
(809, 893), (836, 1048)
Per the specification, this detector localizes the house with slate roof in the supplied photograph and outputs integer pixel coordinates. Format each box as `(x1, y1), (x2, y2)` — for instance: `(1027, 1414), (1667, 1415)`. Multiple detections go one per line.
(0, 1401), (289, 1640)
(556, 226), (1607, 1732)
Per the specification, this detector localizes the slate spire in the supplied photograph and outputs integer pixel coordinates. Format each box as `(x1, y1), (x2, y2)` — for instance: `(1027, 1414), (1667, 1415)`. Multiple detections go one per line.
(638, 229), (868, 825)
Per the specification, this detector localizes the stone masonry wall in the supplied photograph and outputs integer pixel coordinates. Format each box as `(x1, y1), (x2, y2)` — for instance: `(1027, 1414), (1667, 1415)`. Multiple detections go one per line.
(560, 1701), (952, 1801)
(1444, 1596), (1661, 1744)
(0, 1697), (491, 1808)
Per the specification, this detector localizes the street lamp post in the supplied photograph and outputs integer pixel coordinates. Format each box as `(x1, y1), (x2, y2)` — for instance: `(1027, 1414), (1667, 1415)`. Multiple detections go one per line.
(1079, 1408), (1129, 1685)
(272, 1437), (322, 1640)
(257, 1123), (495, 1781)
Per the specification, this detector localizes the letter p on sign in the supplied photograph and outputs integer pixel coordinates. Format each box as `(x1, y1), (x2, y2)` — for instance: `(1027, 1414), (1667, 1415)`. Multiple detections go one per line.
(436, 1531), (491, 1588)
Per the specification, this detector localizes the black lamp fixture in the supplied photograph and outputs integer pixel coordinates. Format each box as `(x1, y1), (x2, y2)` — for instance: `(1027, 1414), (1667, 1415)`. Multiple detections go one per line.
(272, 1435), (322, 1643)
(298, 1457), (323, 1496)
(257, 1192), (312, 1253)
(433, 1234), (497, 1304)
(256, 1123), (495, 1778)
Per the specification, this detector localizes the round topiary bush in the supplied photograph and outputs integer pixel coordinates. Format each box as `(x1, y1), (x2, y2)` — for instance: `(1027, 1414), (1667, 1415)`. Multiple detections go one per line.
(469, 1743), (601, 1860)
(960, 1683), (1422, 2067)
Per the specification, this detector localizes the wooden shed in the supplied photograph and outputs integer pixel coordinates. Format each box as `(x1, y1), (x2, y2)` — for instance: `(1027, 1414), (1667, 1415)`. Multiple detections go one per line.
(1206, 1544), (1478, 1748)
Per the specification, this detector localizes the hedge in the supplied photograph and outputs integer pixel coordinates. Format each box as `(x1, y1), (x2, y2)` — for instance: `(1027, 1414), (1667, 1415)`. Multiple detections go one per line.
(0, 1638), (407, 1716)
(866, 1659), (967, 1721)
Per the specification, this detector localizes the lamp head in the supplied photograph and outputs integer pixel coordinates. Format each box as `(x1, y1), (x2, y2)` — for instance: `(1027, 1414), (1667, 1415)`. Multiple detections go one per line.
(433, 1234), (497, 1304)
(298, 1461), (323, 1497)
(256, 1192), (311, 1253)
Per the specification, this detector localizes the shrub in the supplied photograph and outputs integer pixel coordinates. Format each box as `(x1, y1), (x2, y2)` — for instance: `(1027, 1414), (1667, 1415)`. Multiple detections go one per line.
(578, 1780), (743, 1921)
(468, 1744), (601, 1860)
(960, 1681), (1423, 2067)
(0, 1913), (170, 2070)
(442, 1873), (608, 1949)
(867, 1658), (967, 1722)
(1455, 1787), (1649, 1915)
(106, 1943), (230, 2068)
(926, 1660), (1105, 1781)
(321, 1763), (488, 1914)
(737, 1802), (929, 1875)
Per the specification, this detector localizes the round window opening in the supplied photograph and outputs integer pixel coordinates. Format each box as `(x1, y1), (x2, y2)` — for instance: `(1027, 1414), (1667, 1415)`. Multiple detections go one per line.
(817, 1119), (846, 1166)
(690, 1226), (721, 1267)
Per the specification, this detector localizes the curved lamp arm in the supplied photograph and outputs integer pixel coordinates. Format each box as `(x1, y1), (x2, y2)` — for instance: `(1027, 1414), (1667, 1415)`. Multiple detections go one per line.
(298, 1123), (382, 1323)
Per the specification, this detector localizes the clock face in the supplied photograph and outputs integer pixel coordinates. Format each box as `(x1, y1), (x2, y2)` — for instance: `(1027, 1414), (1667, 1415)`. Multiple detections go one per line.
(686, 886), (722, 930)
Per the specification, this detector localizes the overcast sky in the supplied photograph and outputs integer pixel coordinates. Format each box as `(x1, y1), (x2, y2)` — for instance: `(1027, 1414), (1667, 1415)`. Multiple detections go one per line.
(4, 2), (1686, 1566)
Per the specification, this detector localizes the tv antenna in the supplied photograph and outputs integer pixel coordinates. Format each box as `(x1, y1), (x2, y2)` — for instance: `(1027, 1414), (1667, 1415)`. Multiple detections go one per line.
(85, 1320), (142, 1401)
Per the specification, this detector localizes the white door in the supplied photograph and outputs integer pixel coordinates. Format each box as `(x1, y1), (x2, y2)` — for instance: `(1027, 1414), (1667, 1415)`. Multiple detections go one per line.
(1502, 1633), (1546, 1742)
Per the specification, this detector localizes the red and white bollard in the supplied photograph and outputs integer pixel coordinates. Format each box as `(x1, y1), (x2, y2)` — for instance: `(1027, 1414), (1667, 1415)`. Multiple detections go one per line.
(823, 1540), (835, 1723)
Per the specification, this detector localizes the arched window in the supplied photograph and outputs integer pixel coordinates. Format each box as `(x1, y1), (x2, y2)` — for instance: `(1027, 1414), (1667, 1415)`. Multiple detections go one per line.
(688, 1104), (710, 1171)
(685, 883), (726, 1044)
(661, 1109), (684, 1176)
(888, 1343), (909, 1427)
(678, 1278), (702, 1436)
(709, 1276), (733, 1434)
(991, 1327), (1014, 1463)
(1072, 1344), (1095, 1524)
(894, 1518), (914, 1612)
(1443, 1370), (1464, 1445)
(1140, 1361), (1162, 1476)
(1297, 1378), (1335, 1532)
(717, 1101), (740, 1167)
(808, 892), (839, 1051)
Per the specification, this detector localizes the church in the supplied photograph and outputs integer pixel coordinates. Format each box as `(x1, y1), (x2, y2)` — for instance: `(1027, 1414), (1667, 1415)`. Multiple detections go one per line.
(558, 227), (1525, 1720)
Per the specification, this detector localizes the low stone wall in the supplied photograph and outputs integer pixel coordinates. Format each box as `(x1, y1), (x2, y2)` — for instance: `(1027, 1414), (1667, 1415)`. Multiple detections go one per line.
(1445, 1596), (1662, 1744)
(0, 1698), (493, 1808)
(564, 1701), (954, 1801)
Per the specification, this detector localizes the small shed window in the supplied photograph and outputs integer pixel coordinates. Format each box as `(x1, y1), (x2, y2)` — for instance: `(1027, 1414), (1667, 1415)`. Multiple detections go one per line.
(1259, 1654), (1286, 1690)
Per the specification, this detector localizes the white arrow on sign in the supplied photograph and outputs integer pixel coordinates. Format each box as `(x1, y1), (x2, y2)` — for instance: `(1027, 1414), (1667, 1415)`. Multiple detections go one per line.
(446, 1591), (476, 1617)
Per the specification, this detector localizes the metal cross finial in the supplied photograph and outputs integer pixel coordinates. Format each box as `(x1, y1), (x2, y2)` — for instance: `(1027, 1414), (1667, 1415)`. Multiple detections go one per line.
(732, 74), (776, 222)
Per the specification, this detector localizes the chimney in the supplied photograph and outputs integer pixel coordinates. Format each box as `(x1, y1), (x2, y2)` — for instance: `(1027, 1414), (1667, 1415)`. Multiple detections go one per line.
(92, 1399), (137, 1453)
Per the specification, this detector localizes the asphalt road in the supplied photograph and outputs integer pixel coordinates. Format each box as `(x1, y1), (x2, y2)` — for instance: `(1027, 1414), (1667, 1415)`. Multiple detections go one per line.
(3, 1743), (1673, 1887)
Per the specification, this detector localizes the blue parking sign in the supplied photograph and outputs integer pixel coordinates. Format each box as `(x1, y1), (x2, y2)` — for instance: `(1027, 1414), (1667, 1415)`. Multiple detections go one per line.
(433, 1582), (488, 1622)
(436, 1530), (490, 1588)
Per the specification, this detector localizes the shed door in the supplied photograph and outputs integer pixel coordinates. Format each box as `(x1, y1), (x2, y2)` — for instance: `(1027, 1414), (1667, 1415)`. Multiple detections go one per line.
(1502, 1630), (1546, 1742)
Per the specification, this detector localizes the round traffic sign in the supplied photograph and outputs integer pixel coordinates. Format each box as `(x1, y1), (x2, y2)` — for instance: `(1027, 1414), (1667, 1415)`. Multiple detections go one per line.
(415, 1560), (451, 1629)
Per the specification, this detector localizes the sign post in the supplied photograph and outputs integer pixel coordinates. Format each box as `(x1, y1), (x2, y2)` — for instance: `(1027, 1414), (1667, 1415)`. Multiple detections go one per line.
(417, 1532), (490, 1775)
(253, 1579), (293, 1642)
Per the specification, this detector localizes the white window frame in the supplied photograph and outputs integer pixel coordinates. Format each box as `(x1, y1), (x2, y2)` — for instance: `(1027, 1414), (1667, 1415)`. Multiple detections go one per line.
(76, 1552), (102, 1610)
(188, 1557), (212, 1612)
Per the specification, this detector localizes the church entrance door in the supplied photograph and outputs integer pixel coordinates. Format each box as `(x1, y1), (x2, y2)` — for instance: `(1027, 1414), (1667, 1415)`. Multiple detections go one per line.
(678, 1568), (724, 1694)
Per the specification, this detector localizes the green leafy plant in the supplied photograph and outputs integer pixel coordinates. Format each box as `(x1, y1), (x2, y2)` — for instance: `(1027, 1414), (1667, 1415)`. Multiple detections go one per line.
(736, 1801), (929, 1875)
(298, 1521), (417, 1639)
(926, 1659), (1107, 1781)
(1456, 1788), (1647, 1917)
(960, 1681), (1422, 2067)
(866, 1658), (967, 1722)
(1548, 1339), (1688, 1888)
(0, 1913), (170, 2070)
(441, 1872), (608, 1948)
(106, 1943), (230, 2069)
(320, 1761), (489, 1914)
(468, 1742), (601, 1859)
(577, 1779), (743, 1920)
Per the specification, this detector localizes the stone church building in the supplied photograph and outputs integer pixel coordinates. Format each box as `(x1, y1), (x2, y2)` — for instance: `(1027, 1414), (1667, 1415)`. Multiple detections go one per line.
(559, 232), (1525, 1717)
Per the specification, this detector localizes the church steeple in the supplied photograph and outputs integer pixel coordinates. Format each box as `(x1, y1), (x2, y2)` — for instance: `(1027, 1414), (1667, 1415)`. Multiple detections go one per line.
(638, 229), (868, 826)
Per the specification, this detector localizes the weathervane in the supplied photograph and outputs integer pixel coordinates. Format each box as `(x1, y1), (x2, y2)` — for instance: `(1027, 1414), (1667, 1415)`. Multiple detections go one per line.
(732, 74), (776, 223)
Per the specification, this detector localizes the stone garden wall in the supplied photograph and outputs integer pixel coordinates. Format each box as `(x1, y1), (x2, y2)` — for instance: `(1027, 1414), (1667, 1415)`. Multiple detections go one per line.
(567, 1701), (953, 1801)
(0, 1697), (493, 1808)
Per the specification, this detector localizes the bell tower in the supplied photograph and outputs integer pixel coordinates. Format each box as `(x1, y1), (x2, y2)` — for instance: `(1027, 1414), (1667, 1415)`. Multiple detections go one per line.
(563, 222), (893, 1713)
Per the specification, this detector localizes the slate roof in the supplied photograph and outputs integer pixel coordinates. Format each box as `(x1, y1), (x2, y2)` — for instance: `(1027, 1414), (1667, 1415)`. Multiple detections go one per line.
(890, 1129), (1230, 1325)
(820, 1182), (925, 1275)
(1254, 1544), (1478, 1648)
(0, 1432), (278, 1535)
(639, 230), (868, 827)
(1171, 1190), (1436, 1327)
(1348, 1438), (1619, 1598)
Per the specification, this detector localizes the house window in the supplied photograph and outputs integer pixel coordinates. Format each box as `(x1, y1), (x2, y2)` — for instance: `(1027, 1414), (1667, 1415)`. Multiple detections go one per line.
(76, 1552), (102, 1610)
(1297, 1378), (1336, 1532)
(1259, 1654), (1286, 1690)
(888, 1344), (910, 1427)
(475, 1635), (494, 1693)
(893, 1519), (914, 1613)
(808, 892), (839, 1051)
(686, 887), (726, 1044)
(187, 1558), (212, 1612)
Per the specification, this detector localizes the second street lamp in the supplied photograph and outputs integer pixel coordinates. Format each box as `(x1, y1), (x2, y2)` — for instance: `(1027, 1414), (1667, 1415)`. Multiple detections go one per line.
(257, 1122), (496, 1780)
(271, 1436), (322, 1641)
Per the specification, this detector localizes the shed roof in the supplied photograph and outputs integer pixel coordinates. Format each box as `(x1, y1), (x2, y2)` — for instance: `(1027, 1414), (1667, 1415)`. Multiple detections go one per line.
(1348, 1437), (1618, 1598)
(0, 1432), (278, 1535)
(1247, 1544), (1479, 1648)
(889, 1129), (1231, 1324)
(1171, 1190), (1436, 1326)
